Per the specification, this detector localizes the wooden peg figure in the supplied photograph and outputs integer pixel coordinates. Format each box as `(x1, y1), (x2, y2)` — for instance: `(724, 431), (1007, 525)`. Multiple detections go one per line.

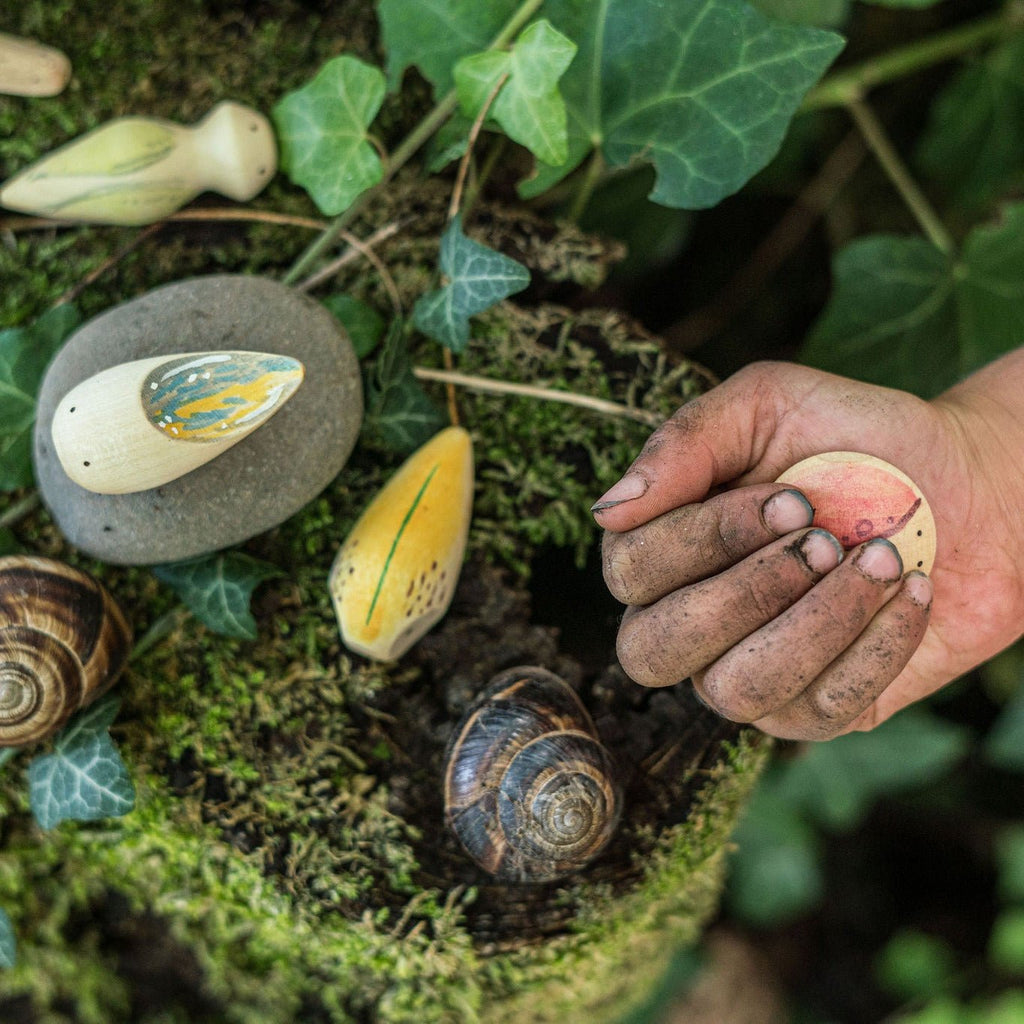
(0, 33), (71, 97)
(0, 100), (277, 225)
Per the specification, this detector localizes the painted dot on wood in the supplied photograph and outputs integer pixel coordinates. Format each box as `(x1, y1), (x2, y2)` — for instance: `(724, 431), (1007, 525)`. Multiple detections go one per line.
(776, 451), (937, 575)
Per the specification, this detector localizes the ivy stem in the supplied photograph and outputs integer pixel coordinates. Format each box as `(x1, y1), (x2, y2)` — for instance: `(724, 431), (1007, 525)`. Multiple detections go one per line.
(0, 491), (40, 530)
(282, 0), (547, 286)
(0, 747), (17, 771)
(803, 7), (1024, 111)
(846, 98), (954, 255)
(566, 147), (606, 224)
(129, 607), (190, 663)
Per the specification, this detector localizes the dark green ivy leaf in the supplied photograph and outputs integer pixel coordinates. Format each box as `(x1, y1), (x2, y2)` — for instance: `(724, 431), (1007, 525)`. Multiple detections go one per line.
(0, 304), (80, 491)
(917, 36), (1024, 208)
(322, 295), (386, 358)
(363, 320), (445, 454)
(28, 694), (135, 829)
(153, 552), (282, 640)
(771, 708), (969, 831)
(803, 204), (1024, 397)
(413, 215), (530, 352)
(380, 0), (842, 210)
(272, 55), (386, 215)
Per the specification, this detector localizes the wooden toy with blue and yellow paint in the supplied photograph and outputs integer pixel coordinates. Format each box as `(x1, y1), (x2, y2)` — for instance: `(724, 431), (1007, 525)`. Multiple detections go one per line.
(51, 351), (304, 494)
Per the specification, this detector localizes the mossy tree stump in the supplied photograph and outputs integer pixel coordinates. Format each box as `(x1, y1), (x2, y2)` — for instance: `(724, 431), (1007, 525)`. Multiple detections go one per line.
(0, 3), (770, 1020)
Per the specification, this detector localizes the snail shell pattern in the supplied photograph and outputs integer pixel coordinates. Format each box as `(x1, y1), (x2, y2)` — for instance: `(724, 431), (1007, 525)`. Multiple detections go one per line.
(0, 556), (132, 747)
(444, 666), (622, 883)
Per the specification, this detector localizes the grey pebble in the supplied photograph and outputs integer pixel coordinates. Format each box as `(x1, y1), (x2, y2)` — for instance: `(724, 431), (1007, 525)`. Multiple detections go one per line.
(33, 274), (363, 565)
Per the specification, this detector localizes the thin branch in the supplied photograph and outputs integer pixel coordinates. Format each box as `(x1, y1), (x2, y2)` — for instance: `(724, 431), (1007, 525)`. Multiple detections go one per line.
(413, 366), (664, 426)
(0, 490), (40, 529)
(846, 98), (954, 255)
(448, 71), (509, 221)
(57, 223), (163, 305)
(295, 219), (406, 294)
(803, 8), (1024, 111)
(1, 207), (328, 234)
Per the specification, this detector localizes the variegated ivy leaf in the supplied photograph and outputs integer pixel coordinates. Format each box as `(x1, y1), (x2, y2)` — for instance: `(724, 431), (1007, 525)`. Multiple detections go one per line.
(153, 551), (282, 640)
(0, 907), (14, 968)
(454, 20), (577, 167)
(413, 215), (530, 352)
(28, 694), (135, 829)
(272, 55), (386, 215)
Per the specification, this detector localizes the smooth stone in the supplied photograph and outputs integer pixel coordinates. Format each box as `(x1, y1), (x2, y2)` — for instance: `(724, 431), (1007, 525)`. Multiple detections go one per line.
(34, 274), (363, 565)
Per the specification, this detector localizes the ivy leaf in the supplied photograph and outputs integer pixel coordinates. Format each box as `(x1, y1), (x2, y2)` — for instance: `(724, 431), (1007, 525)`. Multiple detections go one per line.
(520, 0), (844, 207)
(771, 708), (969, 831)
(726, 783), (824, 926)
(803, 204), (1024, 397)
(413, 215), (530, 352)
(749, 0), (850, 26)
(917, 37), (1024, 208)
(378, 0), (513, 93)
(272, 55), (386, 215)
(0, 907), (14, 968)
(322, 295), (386, 358)
(381, 0), (842, 209)
(28, 694), (135, 829)
(0, 304), (80, 491)
(454, 20), (577, 167)
(153, 552), (282, 640)
(363, 320), (445, 454)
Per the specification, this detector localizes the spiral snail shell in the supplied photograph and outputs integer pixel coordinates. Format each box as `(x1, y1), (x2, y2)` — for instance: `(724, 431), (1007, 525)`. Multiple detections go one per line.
(444, 666), (622, 883)
(0, 556), (131, 747)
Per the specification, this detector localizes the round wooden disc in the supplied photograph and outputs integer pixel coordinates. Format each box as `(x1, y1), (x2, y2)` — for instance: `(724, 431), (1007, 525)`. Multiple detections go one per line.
(775, 451), (937, 575)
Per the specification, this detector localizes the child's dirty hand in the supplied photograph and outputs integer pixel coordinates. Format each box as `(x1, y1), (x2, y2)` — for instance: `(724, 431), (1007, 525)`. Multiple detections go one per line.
(595, 358), (1024, 740)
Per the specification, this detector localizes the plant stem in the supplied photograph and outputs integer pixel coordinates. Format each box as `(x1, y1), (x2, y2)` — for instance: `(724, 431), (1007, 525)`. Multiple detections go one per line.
(846, 98), (954, 255)
(130, 607), (190, 663)
(413, 366), (664, 426)
(566, 148), (605, 224)
(0, 490), (40, 530)
(803, 8), (1024, 111)
(0, 747), (17, 771)
(282, 0), (547, 286)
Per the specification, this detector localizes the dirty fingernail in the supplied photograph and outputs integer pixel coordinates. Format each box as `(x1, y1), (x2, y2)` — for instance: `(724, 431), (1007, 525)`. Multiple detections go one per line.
(855, 537), (903, 581)
(797, 528), (844, 574)
(592, 473), (648, 513)
(762, 488), (814, 535)
(903, 570), (933, 608)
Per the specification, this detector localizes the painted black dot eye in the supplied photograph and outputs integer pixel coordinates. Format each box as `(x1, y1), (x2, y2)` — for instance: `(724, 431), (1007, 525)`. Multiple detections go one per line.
(83, 460), (90, 467)
(69, 406), (76, 413)
(917, 561), (923, 567)
(917, 529), (923, 537)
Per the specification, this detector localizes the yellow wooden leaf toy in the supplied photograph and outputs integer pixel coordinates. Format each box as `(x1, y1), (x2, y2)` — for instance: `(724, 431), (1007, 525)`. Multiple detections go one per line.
(0, 100), (276, 225)
(51, 351), (304, 494)
(330, 426), (474, 661)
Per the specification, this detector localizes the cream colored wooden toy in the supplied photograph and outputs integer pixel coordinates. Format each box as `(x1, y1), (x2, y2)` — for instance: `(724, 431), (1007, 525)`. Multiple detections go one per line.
(330, 426), (474, 661)
(0, 33), (71, 97)
(776, 451), (937, 573)
(51, 351), (304, 494)
(0, 100), (276, 225)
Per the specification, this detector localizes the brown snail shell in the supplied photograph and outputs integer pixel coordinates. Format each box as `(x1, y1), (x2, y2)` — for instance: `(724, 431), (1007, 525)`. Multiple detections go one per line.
(444, 666), (622, 883)
(0, 556), (132, 747)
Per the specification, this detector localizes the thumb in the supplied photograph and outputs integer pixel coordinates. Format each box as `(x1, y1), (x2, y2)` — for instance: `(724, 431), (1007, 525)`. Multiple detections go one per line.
(592, 363), (788, 532)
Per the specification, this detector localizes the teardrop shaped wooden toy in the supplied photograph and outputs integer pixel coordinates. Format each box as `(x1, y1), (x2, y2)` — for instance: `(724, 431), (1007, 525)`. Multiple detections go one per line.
(776, 451), (937, 573)
(51, 351), (304, 494)
(329, 426), (474, 661)
(0, 33), (71, 97)
(0, 100), (276, 225)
